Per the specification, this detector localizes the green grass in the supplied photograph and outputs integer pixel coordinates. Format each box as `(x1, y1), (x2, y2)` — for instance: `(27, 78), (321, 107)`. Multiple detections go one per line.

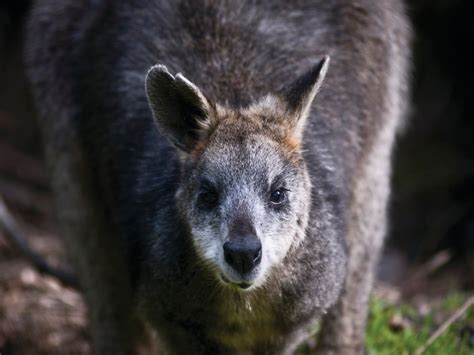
(365, 292), (473, 354)
(296, 291), (473, 354)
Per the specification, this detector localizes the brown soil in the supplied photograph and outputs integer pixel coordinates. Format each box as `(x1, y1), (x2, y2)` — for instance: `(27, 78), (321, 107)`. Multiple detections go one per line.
(0, 225), (89, 355)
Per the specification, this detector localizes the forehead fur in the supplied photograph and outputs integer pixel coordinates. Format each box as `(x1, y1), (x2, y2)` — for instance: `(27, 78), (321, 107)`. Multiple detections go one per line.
(191, 96), (302, 160)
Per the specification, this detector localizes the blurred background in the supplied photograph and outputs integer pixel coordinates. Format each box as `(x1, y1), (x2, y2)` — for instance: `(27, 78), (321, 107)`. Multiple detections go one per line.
(0, 0), (473, 353)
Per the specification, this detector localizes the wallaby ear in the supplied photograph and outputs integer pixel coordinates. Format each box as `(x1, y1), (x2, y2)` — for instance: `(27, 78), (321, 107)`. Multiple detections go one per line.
(281, 55), (330, 136)
(145, 64), (214, 153)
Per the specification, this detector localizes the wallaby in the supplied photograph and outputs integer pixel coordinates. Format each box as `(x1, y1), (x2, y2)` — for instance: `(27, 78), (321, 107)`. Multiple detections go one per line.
(24, 0), (410, 353)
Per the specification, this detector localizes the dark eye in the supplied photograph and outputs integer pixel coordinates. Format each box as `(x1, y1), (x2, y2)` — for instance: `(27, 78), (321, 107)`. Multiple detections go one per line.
(198, 190), (218, 208)
(270, 188), (288, 205)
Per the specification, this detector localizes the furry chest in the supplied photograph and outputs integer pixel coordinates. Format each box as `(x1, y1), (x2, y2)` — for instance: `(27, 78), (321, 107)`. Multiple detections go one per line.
(208, 292), (287, 351)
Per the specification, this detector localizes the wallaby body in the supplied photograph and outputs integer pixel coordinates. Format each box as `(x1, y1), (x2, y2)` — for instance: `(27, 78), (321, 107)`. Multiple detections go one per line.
(25, 0), (410, 353)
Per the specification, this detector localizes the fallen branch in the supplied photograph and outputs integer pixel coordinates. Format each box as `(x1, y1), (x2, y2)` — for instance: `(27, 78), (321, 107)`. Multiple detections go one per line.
(415, 294), (474, 354)
(0, 196), (79, 289)
(0, 175), (52, 216)
(403, 250), (451, 285)
(0, 140), (48, 187)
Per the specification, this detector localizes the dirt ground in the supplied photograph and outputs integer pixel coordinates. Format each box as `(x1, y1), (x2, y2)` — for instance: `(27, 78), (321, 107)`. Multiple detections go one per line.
(0, 223), (89, 355)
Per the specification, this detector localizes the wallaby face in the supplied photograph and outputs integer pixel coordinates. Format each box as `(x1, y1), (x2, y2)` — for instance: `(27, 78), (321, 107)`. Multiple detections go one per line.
(146, 58), (329, 289)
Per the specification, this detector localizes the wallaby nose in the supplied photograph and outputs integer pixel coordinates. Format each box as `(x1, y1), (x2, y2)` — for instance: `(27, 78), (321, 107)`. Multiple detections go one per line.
(223, 239), (262, 274)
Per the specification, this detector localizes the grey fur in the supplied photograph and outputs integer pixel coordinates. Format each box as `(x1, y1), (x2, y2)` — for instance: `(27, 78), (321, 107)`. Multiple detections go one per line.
(24, 0), (410, 354)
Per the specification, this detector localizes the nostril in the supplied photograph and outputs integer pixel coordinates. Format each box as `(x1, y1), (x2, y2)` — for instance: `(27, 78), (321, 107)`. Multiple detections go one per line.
(223, 242), (234, 266)
(223, 239), (262, 274)
(252, 246), (262, 265)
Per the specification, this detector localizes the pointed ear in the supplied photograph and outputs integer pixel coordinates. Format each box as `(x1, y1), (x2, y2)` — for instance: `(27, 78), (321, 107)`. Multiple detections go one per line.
(281, 55), (330, 137)
(145, 64), (214, 153)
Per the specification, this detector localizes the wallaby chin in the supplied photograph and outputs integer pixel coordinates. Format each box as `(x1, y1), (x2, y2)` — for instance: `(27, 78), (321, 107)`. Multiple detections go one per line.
(26, 0), (410, 353)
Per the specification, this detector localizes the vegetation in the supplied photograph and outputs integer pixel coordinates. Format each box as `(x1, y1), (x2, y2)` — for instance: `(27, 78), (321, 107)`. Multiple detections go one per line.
(295, 292), (474, 354)
(365, 292), (473, 354)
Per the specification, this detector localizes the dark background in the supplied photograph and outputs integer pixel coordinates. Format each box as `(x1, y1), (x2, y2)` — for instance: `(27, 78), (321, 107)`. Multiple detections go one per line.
(1, 0), (473, 287)
(388, 0), (473, 288)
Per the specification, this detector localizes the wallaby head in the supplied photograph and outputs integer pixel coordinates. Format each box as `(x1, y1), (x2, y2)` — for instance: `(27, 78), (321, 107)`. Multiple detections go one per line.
(145, 56), (329, 290)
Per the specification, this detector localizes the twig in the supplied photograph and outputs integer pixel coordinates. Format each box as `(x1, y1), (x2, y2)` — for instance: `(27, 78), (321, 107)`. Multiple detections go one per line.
(415, 294), (474, 354)
(0, 196), (79, 289)
(0, 140), (48, 187)
(404, 250), (452, 285)
(0, 175), (52, 216)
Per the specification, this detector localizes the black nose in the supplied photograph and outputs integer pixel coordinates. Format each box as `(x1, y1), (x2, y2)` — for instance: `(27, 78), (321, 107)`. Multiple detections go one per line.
(223, 239), (262, 274)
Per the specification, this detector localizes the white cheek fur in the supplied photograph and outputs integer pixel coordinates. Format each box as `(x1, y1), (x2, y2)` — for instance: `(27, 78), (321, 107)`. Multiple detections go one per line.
(191, 228), (221, 262)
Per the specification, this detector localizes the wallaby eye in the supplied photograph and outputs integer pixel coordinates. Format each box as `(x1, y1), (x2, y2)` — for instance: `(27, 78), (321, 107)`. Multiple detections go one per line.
(198, 190), (219, 208)
(270, 188), (288, 205)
